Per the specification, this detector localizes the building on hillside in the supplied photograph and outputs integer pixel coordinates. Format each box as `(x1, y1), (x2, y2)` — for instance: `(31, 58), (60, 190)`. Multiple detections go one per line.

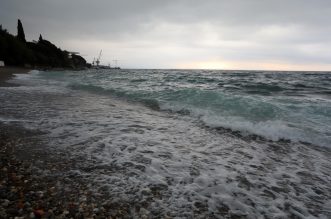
(0, 61), (4, 67)
(68, 51), (79, 59)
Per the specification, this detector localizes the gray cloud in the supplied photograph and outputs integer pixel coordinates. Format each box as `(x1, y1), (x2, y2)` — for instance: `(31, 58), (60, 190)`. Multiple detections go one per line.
(1, 0), (331, 70)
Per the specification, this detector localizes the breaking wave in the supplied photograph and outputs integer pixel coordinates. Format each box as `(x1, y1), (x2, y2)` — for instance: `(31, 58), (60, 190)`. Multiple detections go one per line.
(35, 69), (331, 147)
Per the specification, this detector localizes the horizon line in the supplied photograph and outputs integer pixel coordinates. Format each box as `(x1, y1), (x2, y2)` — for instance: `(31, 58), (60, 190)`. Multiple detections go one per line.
(119, 67), (331, 72)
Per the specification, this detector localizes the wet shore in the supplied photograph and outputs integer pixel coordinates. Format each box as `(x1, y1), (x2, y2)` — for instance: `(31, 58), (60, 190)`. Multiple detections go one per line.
(0, 71), (127, 218)
(0, 67), (32, 87)
(0, 122), (136, 218)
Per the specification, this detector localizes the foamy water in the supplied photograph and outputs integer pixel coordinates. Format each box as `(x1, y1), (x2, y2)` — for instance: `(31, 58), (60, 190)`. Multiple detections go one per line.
(0, 70), (330, 218)
(39, 69), (331, 147)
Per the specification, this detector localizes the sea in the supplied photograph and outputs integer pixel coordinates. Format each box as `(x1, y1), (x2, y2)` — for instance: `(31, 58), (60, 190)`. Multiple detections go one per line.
(1, 69), (331, 218)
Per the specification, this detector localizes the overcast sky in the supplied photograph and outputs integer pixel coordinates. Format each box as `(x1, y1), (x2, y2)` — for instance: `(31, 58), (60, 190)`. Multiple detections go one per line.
(1, 0), (331, 70)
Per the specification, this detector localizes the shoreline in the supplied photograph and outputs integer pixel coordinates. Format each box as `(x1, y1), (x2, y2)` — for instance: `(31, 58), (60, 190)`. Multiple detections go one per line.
(0, 123), (121, 218)
(0, 66), (87, 86)
(0, 70), (119, 218)
(0, 67), (32, 86)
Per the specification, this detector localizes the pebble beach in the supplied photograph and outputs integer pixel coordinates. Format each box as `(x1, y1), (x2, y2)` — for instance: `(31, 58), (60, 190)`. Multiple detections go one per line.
(0, 69), (129, 218)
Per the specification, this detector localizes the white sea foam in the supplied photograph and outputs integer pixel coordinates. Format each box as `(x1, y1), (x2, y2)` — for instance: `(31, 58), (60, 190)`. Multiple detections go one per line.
(201, 115), (329, 146)
(160, 101), (331, 148)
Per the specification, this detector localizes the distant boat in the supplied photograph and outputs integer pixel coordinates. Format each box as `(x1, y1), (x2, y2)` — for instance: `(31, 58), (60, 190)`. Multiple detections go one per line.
(91, 50), (120, 69)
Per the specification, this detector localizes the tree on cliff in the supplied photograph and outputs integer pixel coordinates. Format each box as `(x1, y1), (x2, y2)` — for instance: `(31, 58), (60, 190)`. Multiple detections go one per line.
(17, 19), (26, 42)
(39, 34), (43, 42)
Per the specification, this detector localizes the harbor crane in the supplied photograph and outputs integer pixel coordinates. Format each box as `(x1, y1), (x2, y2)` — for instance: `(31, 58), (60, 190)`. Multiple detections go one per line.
(112, 59), (119, 68)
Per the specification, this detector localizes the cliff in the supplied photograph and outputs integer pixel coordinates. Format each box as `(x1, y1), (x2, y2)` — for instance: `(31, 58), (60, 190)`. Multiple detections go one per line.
(0, 20), (89, 69)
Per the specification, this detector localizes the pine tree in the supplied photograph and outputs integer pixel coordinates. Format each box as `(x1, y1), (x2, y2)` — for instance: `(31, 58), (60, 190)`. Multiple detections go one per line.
(39, 34), (43, 42)
(17, 19), (26, 42)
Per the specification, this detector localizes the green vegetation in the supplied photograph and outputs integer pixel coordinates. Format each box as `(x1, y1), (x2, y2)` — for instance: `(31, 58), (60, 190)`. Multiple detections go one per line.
(0, 19), (89, 69)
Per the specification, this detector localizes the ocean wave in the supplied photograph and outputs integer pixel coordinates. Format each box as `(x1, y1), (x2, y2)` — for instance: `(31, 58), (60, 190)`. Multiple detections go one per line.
(160, 103), (330, 147)
(32, 69), (331, 148)
(65, 81), (330, 147)
(243, 83), (284, 92)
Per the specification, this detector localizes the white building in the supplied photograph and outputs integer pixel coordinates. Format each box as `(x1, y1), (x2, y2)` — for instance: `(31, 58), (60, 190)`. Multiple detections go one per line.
(0, 61), (4, 67)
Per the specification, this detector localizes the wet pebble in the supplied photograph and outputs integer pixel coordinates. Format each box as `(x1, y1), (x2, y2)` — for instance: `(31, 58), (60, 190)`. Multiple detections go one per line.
(1, 199), (10, 207)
